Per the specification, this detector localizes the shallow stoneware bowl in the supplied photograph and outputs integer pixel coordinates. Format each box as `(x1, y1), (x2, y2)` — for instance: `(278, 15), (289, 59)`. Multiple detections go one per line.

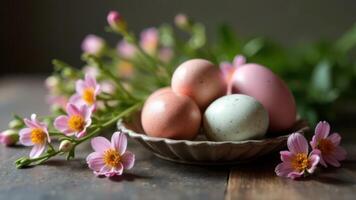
(117, 118), (309, 165)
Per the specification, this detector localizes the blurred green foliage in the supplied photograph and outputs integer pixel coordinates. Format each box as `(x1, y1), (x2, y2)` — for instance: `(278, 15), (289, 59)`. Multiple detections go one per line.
(210, 24), (356, 125)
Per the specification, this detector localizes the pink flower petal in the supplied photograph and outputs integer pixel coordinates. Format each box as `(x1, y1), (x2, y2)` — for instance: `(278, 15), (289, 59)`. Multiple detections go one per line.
(111, 132), (127, 155)
(86, 152), (105, 172)
(29, 144), (46, 158)
(121, 151), (135, 169)
(232, 55), (246, 67)
(91, 137), (111, 153)
(24, 118), (39, 129)
(318, 156), (327, 167)
(315, 121), (330, 140)
(66, 104), (82, 116)
(275, 162), (294, 178)
(287, 171), (304, 179)
(310, 135), (318, 149)
(69, 94), (83, 106)
(85, 74), (97, 89)
(95, 165), (112, 176)
(19, 128), (33, 146)
(53, 115), (73, 135)
(307, 151), (320, 174)
(76, 80), (86, 95)
(331, 146), (347, 161)
(287, 133), (308, 154)
(111, 163), (124, 176)
(280, 150), (293, 162)
(76, 130), (87, 138)
(323, 155), (341, 167)
(328, 133), (341, 146)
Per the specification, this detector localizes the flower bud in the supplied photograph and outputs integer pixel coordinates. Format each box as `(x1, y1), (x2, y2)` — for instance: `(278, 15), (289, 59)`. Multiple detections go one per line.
(0, 129), (19, 146)
(45, 76), (60, 91)
(8, 119), (23, 129)
(81, 35), (106, 56)
(107, 11), (127, 33)
(174, 13), (190, 29)
(59, 140), (74, 152)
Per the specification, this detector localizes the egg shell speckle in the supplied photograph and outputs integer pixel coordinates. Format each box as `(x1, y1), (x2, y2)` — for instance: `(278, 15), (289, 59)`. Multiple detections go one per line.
(203, 94), (269, 141)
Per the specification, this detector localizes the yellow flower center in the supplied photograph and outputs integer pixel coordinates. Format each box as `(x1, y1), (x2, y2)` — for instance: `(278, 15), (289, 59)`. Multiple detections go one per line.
(30, 128), (46, 144)
(103, 149), (121, 168)
(82, 88), (95, 105)
(318, 139), (334, 155)
(291, 153), (309, 172)
(68, 115), (85, 131)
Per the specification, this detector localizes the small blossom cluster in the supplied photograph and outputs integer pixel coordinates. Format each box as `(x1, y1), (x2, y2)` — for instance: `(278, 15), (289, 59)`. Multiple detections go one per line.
(18, 74), (100, 158)
(275, 121), (347, 180)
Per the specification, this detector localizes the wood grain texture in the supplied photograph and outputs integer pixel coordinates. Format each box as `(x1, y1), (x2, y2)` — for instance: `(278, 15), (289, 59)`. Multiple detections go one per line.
(0, 77), (228, 200)
(226, 133), (356, 200)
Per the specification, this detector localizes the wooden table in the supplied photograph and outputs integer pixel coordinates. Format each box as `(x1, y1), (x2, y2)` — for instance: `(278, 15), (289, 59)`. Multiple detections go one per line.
(0, 77), (355, 200)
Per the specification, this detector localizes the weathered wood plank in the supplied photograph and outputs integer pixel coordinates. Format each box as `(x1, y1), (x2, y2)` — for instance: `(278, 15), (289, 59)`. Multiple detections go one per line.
(226, 133), (356, 200)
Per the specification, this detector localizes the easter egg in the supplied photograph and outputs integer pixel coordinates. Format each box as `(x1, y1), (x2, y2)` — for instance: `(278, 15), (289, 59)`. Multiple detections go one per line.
(145, 87), (172, 103)
(230, 63), (296, 132)
(203, 94), (269, 141)
(141, 90), (201, 140)
(171, 59), (226, 110)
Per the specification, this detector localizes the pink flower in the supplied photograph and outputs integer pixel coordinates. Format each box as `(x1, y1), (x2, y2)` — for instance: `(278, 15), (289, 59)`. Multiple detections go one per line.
(275, 133), (320, 179)
(140, 27), (159, 54)
(19, 114), (50, 158)
(174, 13), (189, 29)
(81, 34), (105, 56)
(310, 121), (347, 167)
(46, 95), (68, 110)
(219, 55), (246, 83)
(159, 47), (174, 63)
(54, 103), (93, 138)
(86, 131), (135, 177)
(117, 40), (137, 59)
(0, 129), (19, 146)
(83, 66), (99, 78)
(69, 74), (101, 108)
(107, 11), (127, 32)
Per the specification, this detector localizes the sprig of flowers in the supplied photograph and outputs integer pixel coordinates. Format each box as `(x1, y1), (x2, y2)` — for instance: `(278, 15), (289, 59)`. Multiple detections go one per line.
(275, 121), (347, 180)
(9, 10), (187, 173)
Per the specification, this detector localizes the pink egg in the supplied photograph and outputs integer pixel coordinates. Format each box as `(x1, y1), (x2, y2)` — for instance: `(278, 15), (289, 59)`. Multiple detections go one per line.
(141, 90), (201, 140)
(171, 59), (226, 110)
(230, 63), (296, 132)
(145, 87), (172, 103)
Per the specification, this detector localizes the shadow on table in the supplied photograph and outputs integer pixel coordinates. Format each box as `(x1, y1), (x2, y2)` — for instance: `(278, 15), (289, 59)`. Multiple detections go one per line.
(43, 158), (88, 170)
(108, 173), (152, 182)
(312, 159), (356, 186)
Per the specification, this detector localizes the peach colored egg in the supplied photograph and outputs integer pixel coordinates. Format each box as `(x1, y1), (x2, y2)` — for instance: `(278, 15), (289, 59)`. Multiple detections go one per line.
(230, 63), (296, 132)
(145, 87), (172, 103)
(141, 90), (201, 140)
(171, 59), (226, 110)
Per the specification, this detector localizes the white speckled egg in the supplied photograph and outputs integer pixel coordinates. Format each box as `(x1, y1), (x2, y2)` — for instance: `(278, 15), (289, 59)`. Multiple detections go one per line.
(203, 94), (269, 141)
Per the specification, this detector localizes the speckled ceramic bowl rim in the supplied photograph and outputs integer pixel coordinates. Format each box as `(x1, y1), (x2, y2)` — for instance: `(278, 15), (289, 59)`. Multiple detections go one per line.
(117, 120), (309, 145)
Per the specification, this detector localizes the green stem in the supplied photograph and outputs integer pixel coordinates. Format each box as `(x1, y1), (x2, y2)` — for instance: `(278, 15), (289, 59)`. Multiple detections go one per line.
(74, 102), (142, 145)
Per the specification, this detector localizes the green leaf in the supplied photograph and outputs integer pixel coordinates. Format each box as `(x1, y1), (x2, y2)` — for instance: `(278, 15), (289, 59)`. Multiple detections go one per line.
(188, 23), (206, 49)
(159, 24), (175, 47)
(242, 37), (265, 57)
(336, 23), (356, 53)
(311, 60), (332, 92)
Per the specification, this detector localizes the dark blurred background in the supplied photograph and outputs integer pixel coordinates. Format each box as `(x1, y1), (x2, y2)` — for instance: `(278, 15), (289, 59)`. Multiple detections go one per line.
(1, 0), (356, 75)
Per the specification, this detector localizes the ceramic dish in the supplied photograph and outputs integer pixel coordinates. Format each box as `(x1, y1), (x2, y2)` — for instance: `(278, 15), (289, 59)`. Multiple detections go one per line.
(117, 118), (309, 165)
